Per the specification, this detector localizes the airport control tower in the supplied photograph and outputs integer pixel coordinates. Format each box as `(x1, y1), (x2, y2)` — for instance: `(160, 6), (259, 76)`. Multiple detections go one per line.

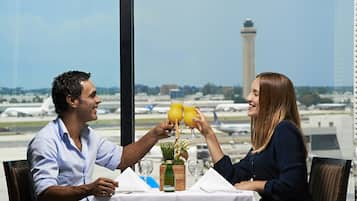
(241, 19), (256, 98)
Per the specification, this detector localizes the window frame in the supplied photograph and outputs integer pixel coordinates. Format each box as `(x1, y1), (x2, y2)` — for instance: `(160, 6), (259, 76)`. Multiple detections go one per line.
(120, 0), (135, 146)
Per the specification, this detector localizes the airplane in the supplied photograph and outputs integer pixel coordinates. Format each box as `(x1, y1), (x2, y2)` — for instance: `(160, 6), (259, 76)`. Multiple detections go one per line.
(1, 97), (53, 117)
(152, 106), (170, 114)
(212, 111), (250, 136)
(215, 103), (249, 112)
(315, 103), (346, 110)
(152, 106), (215, 114)
(114, 104), (155, 114)
(96, 108), (109, 114)
(135, 104), (155, 114)
(199, 107), (215, 113)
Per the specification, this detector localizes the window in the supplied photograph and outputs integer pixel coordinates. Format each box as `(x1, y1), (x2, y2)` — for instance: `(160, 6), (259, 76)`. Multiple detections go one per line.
(133, 0), (354, 191)
(0, 2), (120, 194)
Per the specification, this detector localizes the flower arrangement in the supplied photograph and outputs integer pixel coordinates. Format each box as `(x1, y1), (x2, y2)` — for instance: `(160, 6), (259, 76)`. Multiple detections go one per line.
(160, 140), (189, 165)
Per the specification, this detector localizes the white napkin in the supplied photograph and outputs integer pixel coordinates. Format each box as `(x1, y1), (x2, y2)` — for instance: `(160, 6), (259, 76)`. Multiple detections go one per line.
(114, 167), (152, 192)
(189, 168), (240, 193)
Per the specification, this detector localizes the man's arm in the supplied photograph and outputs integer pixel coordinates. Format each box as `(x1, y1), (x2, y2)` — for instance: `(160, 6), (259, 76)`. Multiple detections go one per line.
(38, 177), (118, 201)
(38, 185), (90, 201)
(117, 121), (172, 169)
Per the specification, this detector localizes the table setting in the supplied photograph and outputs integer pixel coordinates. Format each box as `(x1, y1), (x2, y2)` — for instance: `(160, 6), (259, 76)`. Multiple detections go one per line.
(93, 167), (255, 201)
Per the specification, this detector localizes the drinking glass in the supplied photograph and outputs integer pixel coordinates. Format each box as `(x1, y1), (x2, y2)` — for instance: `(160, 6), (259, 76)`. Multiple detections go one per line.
(167, 102), (183, 136)
(187, 158), (204, 182)
(138, 159), (153, 184)
(168, 102), (183, 123)
(183, 105), (199, 138)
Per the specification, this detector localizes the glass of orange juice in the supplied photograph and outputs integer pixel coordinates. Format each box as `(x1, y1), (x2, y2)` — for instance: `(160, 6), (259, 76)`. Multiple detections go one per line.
(168, 102), (183, 123)
(183, 105), (199, 138)
(167, 102), (183, 137)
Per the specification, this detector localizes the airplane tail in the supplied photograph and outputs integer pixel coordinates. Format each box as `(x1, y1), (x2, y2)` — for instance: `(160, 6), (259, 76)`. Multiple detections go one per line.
(213, 111), (222, 125)
(144, 104), (156, 112)
(40, 97), (53, 113)
(0, 111), (7, 118)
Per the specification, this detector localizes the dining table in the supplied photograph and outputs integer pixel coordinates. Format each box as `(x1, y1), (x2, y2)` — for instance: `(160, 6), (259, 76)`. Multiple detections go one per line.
(92, 189), (256, 201)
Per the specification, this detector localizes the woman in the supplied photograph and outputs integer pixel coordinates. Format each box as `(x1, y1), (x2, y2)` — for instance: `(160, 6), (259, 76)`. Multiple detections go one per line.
(195, 72), (310, 201)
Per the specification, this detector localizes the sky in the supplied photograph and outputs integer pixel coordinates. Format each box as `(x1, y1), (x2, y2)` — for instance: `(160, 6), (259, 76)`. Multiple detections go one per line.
(0, 0), (354, 89)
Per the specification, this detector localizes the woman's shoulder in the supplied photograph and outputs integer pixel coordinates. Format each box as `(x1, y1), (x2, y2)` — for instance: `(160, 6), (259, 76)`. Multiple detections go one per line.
(271, 120), (306, 158)
(273, 120), (301, 140)
(275, 120), (298, 130)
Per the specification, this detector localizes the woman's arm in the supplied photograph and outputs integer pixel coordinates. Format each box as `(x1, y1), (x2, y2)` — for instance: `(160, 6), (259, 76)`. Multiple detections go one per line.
(195, 110), (253, 184)
(234, 180), (267, 193)
(194, 110), (224, 163)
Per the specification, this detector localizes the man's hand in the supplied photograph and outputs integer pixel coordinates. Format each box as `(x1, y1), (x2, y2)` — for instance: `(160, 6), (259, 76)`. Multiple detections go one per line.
(90, 177), (118, 197)
(118, 120), (174, 170)
(151, 120), (174, 140)
(37, 178), (119, 201)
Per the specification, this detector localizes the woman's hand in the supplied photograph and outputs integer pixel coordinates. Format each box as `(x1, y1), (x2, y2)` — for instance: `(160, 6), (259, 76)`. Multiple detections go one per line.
(193, 109), (215, 137)
(234, 180), (266, 193)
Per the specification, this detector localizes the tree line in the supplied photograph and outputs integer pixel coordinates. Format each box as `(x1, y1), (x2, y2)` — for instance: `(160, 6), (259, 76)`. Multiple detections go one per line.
(0, 85), (352, 106)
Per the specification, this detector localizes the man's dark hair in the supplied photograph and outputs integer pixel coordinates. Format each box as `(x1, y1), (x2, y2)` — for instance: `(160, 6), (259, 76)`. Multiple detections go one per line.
(52, 71), (91, 115)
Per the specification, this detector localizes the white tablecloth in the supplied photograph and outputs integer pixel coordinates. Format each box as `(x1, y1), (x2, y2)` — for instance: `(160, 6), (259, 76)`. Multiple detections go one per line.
(93, 190), (255, 201)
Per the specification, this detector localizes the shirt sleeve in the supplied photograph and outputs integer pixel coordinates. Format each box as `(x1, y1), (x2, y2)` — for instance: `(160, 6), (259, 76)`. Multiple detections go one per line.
(95, 137), (123, 170)
(27, 136), (59, 196)
(214, 153), (252, 184)
(263, 121), (308, 200)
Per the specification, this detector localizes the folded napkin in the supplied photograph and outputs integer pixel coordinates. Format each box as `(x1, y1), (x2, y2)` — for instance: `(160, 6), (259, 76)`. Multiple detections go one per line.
(189, 168), (240, 193)
(115, 167), (152, 192)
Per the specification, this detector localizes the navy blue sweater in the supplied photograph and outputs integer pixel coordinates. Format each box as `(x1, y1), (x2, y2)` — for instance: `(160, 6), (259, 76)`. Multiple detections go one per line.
(214, 120), (310, 201)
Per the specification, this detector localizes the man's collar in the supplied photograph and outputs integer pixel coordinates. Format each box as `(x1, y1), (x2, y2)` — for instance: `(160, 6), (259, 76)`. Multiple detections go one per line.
(56, 117), (69, 139)
(56, 117), (90, 139)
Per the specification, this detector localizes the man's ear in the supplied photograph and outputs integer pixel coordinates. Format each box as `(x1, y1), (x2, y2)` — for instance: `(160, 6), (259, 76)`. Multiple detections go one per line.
(66, 96), (79, 108)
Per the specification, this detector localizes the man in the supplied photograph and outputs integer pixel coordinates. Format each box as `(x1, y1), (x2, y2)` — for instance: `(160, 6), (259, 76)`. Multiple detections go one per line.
(27, 71), (173, 201)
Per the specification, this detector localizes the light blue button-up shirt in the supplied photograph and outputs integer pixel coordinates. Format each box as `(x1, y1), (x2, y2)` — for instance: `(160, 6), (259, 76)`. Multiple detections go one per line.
(27, 118), (122, 201)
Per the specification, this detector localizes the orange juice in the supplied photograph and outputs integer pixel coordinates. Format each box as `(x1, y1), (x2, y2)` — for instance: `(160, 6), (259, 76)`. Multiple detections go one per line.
(168, 102), (183, 123)
(183, 106), (198, 128)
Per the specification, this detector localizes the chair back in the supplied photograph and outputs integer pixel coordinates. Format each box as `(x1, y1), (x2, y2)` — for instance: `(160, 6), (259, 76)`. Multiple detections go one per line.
(3, 160), (37, 201)
(308, 157), (351, 201)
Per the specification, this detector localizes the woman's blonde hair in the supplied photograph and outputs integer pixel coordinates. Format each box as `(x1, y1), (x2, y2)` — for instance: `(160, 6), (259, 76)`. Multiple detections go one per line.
(250, 72), (307, 157)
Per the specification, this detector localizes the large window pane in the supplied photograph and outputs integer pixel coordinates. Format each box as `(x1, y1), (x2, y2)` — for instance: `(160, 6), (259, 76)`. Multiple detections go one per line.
(0, 1), (120, 200)
(134, 0), (354, 195)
